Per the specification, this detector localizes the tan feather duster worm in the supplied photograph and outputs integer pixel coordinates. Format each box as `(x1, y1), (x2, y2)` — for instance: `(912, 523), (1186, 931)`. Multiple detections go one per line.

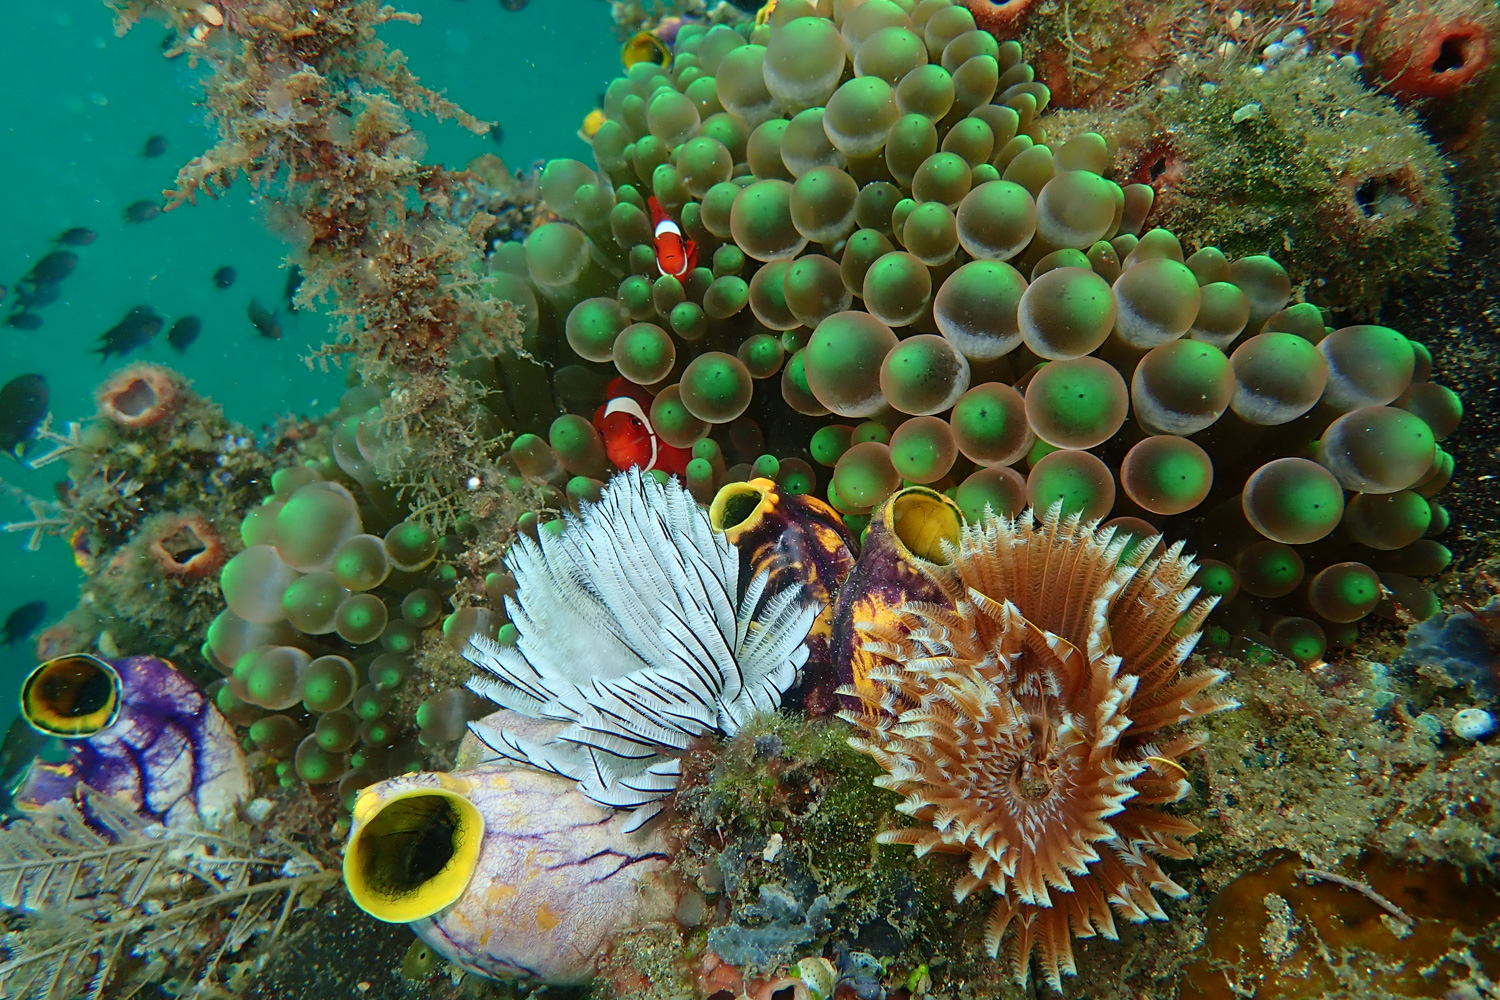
(839, 505), (1237, 991)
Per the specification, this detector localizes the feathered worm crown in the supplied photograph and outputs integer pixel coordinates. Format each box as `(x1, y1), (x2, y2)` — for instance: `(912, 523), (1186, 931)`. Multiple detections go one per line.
(840, 504), (1238, 990)
(465, 468), (819, 830)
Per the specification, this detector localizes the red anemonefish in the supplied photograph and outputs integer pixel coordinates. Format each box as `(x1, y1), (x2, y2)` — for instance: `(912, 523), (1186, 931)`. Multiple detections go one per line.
(592, 378), (692, 479)
(648, 196), (697, 278)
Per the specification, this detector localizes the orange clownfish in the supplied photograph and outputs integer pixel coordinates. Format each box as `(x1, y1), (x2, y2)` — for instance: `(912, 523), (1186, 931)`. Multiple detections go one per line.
(648, 196), (697, 278)
(592, 378), (692, 479)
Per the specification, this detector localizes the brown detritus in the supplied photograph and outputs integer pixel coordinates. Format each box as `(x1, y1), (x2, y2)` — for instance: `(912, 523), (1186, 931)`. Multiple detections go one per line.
(1294, 867), (1416, 927)
(1179, 854), (1500, 999)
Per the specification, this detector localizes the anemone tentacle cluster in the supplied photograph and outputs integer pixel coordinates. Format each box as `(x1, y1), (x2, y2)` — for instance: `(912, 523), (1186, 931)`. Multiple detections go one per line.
(465, 467), (818, 829)
(507, 0), (1463, 665)
(841, 504), (1237, 990)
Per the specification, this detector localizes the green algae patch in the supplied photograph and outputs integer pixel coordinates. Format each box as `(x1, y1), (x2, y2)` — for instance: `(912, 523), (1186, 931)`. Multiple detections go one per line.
(669, 713), (978, 981)
(1049, 54), (1454, 316)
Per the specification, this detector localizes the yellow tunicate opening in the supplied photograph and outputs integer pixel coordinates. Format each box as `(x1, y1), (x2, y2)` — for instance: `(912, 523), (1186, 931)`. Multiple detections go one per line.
(708, 478), (777, 542)
(888, 487), (962, 564)
(344, 787), (485, 924)
(21, 654), (122, 738)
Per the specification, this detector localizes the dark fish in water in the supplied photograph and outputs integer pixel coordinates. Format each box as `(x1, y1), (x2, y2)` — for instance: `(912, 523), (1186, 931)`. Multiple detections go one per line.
(23, 250), (78, 289)
(247, 299), (282, 340)
(53, 226), (97, 247)
(488, 123), (504, 145)
(141, 134), (168, 158)
(212, 265), (237, 289)
(283, 264), (303, 311)
(123, 199), (162, 224)
(96, 305), (164, 360)
(2, 600), (46, 646)
(5, 311), (42, 330)
(167, 315), (201, 352)
(0, 373), (48, 457)
(17, 283), (60, 310)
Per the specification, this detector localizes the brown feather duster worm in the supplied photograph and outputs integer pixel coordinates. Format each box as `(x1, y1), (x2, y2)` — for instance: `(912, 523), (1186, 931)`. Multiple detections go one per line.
(839, 505), (1237, 991)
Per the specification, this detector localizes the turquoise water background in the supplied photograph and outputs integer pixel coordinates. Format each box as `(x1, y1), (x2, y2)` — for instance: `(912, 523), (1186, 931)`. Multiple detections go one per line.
(0, 0), (620, 721)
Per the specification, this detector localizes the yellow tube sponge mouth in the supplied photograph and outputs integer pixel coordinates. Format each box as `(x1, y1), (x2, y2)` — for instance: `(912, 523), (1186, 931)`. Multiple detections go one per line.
(21, 654), (122, 738)
(344, 781), (485, 924)
(708, 477), (777, 543)
(887, 487), (963, 565)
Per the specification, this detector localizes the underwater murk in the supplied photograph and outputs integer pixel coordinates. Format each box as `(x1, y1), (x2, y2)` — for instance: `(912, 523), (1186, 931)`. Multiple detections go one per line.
(1, 0), (1499, 998)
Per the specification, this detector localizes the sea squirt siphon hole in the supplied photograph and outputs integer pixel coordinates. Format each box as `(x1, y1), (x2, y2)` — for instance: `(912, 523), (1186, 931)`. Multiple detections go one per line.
(359, 794), (461, 899)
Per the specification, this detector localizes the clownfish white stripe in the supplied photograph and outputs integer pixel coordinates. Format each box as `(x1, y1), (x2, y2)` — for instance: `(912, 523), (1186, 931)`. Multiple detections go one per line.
(654, 218), (682, 239)
(603, 396), (658, 470)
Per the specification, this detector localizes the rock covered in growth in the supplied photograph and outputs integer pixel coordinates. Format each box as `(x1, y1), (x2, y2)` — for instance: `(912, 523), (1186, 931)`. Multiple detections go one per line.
(464, 468), (819, 829)
(840, 501), (1237, 990)
(509, 0), (1462, 664)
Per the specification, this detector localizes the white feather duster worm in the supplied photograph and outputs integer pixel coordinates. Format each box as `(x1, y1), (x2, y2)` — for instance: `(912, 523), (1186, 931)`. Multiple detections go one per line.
(464, 468), (818, 830)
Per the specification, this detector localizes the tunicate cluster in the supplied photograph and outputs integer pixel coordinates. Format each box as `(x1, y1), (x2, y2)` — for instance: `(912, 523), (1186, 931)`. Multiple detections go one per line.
(207, 451), (492, 802)
(509, 0), (1460, 656)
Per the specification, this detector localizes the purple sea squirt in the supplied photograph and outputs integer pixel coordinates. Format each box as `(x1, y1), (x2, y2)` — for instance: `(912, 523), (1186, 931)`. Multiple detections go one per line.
(16, 653), (251, 828)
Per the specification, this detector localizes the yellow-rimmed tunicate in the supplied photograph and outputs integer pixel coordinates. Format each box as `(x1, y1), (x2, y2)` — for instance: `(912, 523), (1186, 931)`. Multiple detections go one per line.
(343, 781), (486, 924)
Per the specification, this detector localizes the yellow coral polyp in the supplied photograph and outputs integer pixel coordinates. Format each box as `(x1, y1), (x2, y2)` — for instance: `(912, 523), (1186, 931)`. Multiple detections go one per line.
(344, 784), (485, 924)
